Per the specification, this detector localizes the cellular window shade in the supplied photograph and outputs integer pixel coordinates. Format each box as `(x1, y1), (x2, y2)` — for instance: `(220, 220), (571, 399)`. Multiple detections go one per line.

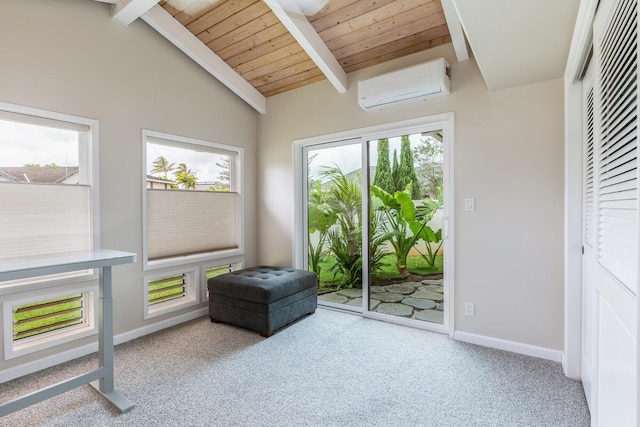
(0, 183), (92, 259)
(596, 0), (638, 294)
(146, 189), (238, 260)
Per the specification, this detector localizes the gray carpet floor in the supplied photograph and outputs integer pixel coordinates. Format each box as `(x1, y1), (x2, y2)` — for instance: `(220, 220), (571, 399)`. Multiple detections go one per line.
(1, 308), (590, 426)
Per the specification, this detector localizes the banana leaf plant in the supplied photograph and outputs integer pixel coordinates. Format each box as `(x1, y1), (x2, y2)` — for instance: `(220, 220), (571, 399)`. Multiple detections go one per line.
(410, 224), (443, 268)
(412, 185), (444, 268)
(370, 183), (429, 276)
(416, 185), (443, 223)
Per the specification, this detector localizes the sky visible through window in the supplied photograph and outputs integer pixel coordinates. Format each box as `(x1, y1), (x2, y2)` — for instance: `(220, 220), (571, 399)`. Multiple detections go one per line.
(307, 133), (425, 181)
(0, 120), (79, 167)
(146, 143), (227, 183)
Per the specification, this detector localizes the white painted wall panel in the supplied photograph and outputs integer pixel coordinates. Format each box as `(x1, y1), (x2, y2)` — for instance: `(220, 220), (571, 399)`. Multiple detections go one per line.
(257, 44), (565, 351)
(0, 0), (257, 372)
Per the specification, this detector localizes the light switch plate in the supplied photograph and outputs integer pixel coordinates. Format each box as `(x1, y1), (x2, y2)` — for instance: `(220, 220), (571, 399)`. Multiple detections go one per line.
(464, 198), (475, 212)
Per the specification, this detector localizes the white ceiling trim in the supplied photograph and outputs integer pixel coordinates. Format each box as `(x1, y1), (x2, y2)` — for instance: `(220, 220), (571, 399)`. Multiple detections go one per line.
(112, 0), (160, 25)
(564, 0), (597, 82)
(263, 0), (348, 93)
(440, 0), (469, 62)
(452, 0), (581, 91)
(141, 5), (267, 113)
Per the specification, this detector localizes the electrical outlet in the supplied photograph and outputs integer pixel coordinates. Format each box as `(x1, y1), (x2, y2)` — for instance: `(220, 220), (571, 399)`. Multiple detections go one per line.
(465, 302), (475, 317)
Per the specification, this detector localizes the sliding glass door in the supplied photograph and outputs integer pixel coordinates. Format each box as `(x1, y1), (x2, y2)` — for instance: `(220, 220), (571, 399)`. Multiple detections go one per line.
(297, 117), (452, 332)
(305, 140), (364, 310)
(367, 131), (445, 325)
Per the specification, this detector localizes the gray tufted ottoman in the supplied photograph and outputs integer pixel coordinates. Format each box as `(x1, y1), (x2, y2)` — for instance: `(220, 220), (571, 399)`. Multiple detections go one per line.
(207, 266), (317, 337)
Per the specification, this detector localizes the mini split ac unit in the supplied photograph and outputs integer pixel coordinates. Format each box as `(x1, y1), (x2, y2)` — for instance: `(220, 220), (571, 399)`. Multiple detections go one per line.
(358, 58), (451, 111)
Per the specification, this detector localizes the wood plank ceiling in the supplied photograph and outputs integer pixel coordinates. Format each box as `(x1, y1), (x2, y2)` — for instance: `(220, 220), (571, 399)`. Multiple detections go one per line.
(159, 0), (451, 97)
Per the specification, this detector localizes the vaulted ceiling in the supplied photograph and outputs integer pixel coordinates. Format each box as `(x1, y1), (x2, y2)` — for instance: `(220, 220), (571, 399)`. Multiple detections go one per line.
(157, 0), (453, 98)
(95, 0), (580, 114)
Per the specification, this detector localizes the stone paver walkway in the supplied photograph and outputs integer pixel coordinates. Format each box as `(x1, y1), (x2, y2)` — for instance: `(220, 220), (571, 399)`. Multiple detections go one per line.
(318, 278), (444, 324)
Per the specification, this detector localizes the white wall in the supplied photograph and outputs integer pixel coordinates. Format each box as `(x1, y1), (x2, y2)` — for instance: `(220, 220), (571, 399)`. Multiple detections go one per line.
(257, 43), (565, 351)
(0, 0), (257, 372)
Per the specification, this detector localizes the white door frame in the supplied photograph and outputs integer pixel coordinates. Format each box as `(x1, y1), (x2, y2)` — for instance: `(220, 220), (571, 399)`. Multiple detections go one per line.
(292, 113), (455, 336)
(563, 0), (599, 380)
(565, 0), (639, 423)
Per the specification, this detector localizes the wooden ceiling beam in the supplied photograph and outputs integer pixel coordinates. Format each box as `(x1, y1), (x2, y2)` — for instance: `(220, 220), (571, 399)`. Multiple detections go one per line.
(263, 0), (347, 93)
(141, 4), (267, 113)
(441, 0), (469, 62)
(112, 0), (160, 25)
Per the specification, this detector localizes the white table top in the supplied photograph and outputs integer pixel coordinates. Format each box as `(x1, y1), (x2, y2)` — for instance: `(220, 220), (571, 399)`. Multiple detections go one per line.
(0, 249), (136, 282)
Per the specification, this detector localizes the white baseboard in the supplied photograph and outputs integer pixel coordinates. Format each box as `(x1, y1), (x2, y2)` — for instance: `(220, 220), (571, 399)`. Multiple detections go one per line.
(454, 331), (563, 362)
(0, 341), (97, 383)
(114, 308), (207, 345)
(0, 308), (208, 383)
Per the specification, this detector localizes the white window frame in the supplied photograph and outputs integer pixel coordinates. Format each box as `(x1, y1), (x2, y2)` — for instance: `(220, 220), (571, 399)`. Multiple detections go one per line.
(0, 102), (99, 358)
(0, 102), (99, 278)
(3, 284), (98, 360)
(293, 114), (455, 336)
(141, 130), (244, 271)
(143, 267), (200, 319)
(201, 258), (244, 302)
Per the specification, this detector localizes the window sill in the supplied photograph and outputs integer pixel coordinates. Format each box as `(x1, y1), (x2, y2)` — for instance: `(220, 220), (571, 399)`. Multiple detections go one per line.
(143, 248), (244, 272)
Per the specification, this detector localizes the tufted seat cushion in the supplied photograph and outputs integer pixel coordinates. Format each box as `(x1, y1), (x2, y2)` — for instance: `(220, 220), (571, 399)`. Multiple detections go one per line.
(208, 267), (316, 303)
(207, 266), (317, 337)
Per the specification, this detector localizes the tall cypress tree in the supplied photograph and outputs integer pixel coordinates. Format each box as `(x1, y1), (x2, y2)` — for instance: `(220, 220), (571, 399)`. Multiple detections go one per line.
(398, 135), (421, 199)
(391, 149), (400, 193)
(373, 138), (394, 193)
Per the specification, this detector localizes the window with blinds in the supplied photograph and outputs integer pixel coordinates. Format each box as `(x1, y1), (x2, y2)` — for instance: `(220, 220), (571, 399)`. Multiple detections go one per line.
(203, 262), (242, 302)
(144, 269), (198, 318)
(13, 294), (85, 341)
(146, 189), (238, 260)
(147, 273), (187, 306)
(4, 285), (98, 359)
(143, 131), (243, 268)
(0, 108), (94, 263)
(0, 103), (98, 358)
(596, 0), (638, 295)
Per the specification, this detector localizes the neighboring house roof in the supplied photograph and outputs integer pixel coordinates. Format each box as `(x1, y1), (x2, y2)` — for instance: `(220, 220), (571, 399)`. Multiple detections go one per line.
(0, 166), (79, 183)
(146, 176), (228, 190)
(147, 174), (174, 184)
(195, 181), (228, 191)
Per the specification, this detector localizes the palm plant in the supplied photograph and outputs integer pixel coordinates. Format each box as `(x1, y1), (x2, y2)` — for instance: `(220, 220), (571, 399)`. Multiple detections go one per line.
(151, 156), (176, 180)
(321, 167), (362, 289)
(307, 180), (336, 278)
(326, 227), (362, 289)
(174, 163), (197, 189)
(368, 209), (391, 277)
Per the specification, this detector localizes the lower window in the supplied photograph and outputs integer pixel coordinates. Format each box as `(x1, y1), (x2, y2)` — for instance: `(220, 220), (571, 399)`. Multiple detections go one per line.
(203, 262), (242, 302)
(144, 269), (199, 319)
(4, 287), (97, 359)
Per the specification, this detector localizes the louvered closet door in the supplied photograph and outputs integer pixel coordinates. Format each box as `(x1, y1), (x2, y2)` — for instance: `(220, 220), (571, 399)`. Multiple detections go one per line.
(590, 0), (638, 424)
(581, 63), (596, 410)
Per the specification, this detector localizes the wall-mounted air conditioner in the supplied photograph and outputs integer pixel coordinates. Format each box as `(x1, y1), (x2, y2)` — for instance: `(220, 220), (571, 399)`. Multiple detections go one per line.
(358, 58), (451, 111)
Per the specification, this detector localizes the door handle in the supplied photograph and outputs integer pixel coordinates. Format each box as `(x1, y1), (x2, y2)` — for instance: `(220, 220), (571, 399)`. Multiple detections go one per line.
(442, 216), (449, 240)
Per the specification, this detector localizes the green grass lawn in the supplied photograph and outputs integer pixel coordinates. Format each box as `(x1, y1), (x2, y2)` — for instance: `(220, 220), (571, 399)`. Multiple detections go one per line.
(13, 294), (83, 340)
(316, 253), (443, 291)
